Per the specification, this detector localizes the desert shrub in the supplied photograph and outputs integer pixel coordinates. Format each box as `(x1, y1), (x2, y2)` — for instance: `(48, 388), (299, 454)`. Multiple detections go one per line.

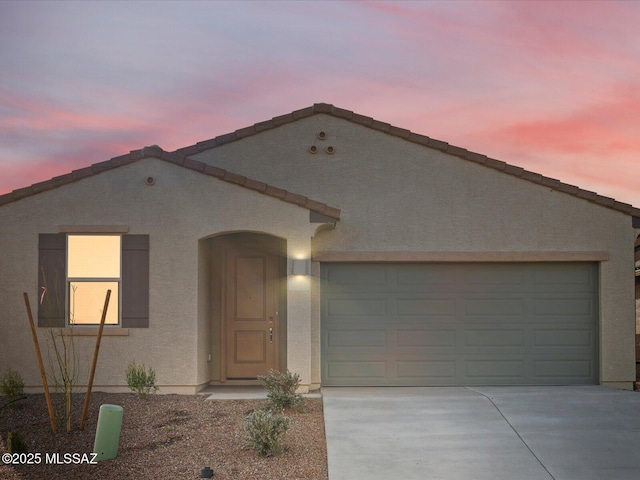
(41, 272), (81, 432)
(1, 369), (25, 399)
(126, 362), (159, 398)
(244, 409), (290, 457)
(258, 369), (304, 411)
(7, 431), (28, 453)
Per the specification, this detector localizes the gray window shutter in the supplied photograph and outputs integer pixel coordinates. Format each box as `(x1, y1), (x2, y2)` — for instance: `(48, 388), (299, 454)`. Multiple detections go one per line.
(38, 234), (66, 327)
(122, 235), (149, 328)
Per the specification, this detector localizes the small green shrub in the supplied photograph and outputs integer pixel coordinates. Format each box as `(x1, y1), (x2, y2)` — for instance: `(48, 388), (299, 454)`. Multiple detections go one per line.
(126, 362), (159, 398)
(1, 369), (25, 400)
(7, 431), (28, 454)
(244, 409), (290, 457)
(258, 369), (305, 411)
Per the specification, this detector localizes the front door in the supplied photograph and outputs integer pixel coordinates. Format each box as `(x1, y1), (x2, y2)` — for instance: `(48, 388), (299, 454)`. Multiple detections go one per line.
(225, 244), (281, 378)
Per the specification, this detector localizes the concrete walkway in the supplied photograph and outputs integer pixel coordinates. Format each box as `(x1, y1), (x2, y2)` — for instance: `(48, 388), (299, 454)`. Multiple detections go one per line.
(322, 386), (640, 480)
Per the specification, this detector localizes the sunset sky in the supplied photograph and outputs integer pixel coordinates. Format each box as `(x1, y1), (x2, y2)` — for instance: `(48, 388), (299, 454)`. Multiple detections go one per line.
(1, 0), (639, 207)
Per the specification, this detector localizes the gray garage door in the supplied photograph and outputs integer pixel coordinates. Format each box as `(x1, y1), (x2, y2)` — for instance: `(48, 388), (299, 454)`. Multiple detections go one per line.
(321, 263), (598, 386)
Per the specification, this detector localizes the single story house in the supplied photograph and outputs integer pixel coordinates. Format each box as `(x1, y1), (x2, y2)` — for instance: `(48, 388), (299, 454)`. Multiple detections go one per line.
(1, 103), (639, 393)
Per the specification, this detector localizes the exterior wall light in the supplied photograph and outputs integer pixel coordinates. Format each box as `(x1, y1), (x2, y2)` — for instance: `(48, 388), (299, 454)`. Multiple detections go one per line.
(292, 259), (309, 276)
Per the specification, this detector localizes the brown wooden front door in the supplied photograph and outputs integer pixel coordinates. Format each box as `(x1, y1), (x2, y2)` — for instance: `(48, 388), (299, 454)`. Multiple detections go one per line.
(225, 244), (280, 379)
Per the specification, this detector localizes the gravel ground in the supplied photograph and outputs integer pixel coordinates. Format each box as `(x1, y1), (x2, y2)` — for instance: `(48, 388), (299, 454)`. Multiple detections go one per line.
(0, 392), (328, 479)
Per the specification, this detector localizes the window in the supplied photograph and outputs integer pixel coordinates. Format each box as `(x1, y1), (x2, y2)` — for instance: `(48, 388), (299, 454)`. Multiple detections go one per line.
(38, 233), (149, 328)
(67, 235), (120, 325)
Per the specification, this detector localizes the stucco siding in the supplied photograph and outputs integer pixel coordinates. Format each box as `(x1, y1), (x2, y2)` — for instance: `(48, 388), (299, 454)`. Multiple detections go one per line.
(192, 114), (637, 387)
(0, 158), (314, 392)
(1, 112), (636, 390)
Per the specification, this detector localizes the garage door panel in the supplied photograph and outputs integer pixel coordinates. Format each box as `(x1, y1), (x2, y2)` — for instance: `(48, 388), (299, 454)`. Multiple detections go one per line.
(327, 360), (387, 380)
(396, 265), (457, 285)
(533, 264), (594, 285)
(397, 329), (456, 347)
(465, 360), (525, 379)
(533, 297), (594, 316)
(321, 262), (598, 386)
(533, 329), (594, 347)
(327, 298), (388, 316)
(397, 361), (456, 380)
(464, 298), (525, 316)
(396, 298), (456, 316)
(464, 329), (525, 347)
(464, 265), (525, 285)
(326, 265), (387, 285)
(327, 329), (387, 347)
(533, 360), (595, 379)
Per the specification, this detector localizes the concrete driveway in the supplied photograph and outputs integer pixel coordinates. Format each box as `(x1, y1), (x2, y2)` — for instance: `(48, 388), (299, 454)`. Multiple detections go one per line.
(322, 386), (640, 480)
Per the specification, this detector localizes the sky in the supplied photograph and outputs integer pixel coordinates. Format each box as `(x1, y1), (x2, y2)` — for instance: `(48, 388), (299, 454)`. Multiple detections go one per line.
(1, 0), (639, 207)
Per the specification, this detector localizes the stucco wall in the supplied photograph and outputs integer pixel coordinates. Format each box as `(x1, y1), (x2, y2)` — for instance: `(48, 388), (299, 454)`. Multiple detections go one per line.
(1, 114), (636, 391)
(0, 158), (314, 393)
(192, 114), (637, 387)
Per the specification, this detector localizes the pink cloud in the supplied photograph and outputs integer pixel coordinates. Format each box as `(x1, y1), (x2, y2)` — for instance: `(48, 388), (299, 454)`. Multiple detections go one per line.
(479, 83), (640, 156)
(1, 0), (639, 210)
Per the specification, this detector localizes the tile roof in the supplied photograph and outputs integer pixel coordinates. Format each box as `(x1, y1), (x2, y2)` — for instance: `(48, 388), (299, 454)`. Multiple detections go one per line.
(175, 103), (640, 220)
(1, 103), (638, 221)
(0, 145), (341, 220)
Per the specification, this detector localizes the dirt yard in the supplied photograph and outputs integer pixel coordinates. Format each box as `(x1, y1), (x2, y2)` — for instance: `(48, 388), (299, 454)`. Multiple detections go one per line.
(0, 392), (327, 479)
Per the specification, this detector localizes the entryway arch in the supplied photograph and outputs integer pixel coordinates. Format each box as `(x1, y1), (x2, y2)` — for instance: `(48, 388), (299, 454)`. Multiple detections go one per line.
(204, 232), (287, 383)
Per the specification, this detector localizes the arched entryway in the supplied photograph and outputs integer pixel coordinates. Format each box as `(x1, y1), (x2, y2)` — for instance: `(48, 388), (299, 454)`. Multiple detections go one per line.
(206, 232), (287, 382)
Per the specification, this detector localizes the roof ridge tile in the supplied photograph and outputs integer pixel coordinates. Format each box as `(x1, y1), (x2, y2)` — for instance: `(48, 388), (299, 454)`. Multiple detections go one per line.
(235, 125), (257, 139)
(272, 113), (294, 126)
(264, 185), (287, 199)
(214, 132), (237, 145)
(370, 119), (391, 132)
(576, 190), (597, 201)
(312, 103), (334, 114)
(388, 125), (412, 139)
(446, 145), (468, 157)
(351, 113), (373, 126)
(291, 106), (314, 119)
(183, 157), (205, 172)
(31, 180), (55, 194)
(203, 164), (226, 179)
(331, 106), (354, 120)
(504, 164), (524, 176)
(486, 158), (506, 171)
(161, 150), (185, 166)
(408, 132), (431, 146)
(91, 159), (115, 173)
(427, 138), (448, 151)
(521, 170), (542, 181)
(464, 151), (488, 164)
(222, 171), (246, 185)
(244, 178), (268, 192)
(284, 191), (307, 205)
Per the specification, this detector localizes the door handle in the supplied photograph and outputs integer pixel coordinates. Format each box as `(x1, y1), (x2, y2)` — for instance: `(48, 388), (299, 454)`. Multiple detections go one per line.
(269, 326), (273, 343)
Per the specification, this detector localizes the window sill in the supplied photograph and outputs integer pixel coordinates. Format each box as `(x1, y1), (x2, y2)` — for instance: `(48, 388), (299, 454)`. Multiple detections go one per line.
(57, 327), (130, 336)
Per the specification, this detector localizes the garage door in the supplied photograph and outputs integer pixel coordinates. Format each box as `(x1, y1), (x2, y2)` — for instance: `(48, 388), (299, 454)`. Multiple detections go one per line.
(321, 263), (598, 386)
